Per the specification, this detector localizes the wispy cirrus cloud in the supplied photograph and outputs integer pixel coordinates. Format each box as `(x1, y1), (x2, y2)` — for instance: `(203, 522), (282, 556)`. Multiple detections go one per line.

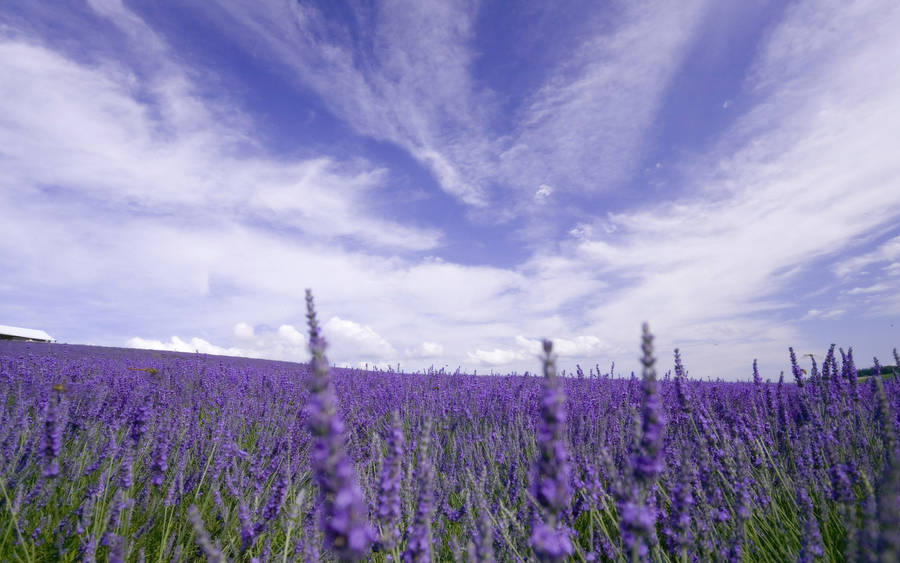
(497, 1), (709, 203)
(200, 0), (711, 213)
(203, 0), (492, 206)
(0, 6), (439, 253)
(544, 0), (900, 373)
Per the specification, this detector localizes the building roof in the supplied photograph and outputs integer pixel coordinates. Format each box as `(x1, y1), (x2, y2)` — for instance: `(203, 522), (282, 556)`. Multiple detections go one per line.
(0, 324), (55, 341)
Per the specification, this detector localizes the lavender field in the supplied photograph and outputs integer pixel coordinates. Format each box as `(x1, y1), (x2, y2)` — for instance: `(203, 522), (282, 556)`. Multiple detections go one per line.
(1, 296), (899, 562)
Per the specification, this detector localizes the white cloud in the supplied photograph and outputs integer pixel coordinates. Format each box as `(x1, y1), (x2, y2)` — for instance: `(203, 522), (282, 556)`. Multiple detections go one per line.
(323, 316), (395, 361)
(199, 0), (491, 207)
(406, 341), (444, 358)
(534, 184), (553, 204)
(496, 0), (709, 205)
(847, 283), (891, 295)
(126, 336), (253, 357)
(233, 322), (255, 339)
(468, 347), (525, 366)
(468, 333), (611, 368)
(0, 25), (439, 252)
(834, 236), (900, 278)
(532, 0), (900, 376)
(198, 0), (710, 212)
(568, 223), (593, 240)
(803, 309), (846, 320)
(277, 324), (306, 346)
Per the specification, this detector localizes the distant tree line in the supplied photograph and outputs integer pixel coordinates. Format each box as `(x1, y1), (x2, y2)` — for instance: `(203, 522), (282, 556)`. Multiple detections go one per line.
(857, 365), (899, 378)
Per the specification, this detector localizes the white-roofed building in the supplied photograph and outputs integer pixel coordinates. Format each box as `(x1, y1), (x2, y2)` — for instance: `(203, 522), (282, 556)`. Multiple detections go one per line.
(0, 324), (55, 342)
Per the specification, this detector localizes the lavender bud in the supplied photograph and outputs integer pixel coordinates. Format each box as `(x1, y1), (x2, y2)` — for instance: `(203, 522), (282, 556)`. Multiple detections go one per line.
(529, 340), (573, 562)
(188, 505), (225, 563)
(376, 411), (404, 551)
(790, 347), (804, 387)
(634, 324), (665, 485)
(129, 404), (150, 447)
(43, 388), (63, 478)
(796, 488), (823, 562)
(403, 420), (435, 563)
(305, 290), (375, 561)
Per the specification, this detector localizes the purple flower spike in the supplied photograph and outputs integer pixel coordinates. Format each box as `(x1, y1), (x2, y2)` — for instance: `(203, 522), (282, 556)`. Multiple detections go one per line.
(262, 469), (288, 523)
(150, 424), (170, 488)
(403, 420), (435, 563)
(790, 347), (805, 388)
(620, 501), (654, 556)
(797, 488), (823, 563)
(618, 324), (666, 561)
(634, 323), (665, 486)
(43, 387), (63, 479)
(188, 505), (225, 563)
(469, 476), (495, 563)
(674, 349), (692, 416)
(129, 404), (150, 447)
(376, 410), (404, 552)
(305, 289), (375, 561)
(529, 340), (574, 562)
(530, 521), (574, 562)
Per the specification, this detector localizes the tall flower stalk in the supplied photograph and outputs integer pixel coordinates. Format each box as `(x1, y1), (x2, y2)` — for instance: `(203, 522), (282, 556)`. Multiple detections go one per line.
(620, 323), (666, 561)
(305, 289), (375, 561)
(529, 339), (573, 562)
(43, 385), (64, 479)
(403, 419), (434, 563)
(376, 410), (404, 554)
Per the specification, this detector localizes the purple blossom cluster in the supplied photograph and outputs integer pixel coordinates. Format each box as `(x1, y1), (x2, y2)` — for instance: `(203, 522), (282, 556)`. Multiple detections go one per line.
(530, 339), (573, 562)
(305, 289), (376, 560)
(0, 316), (898, 561)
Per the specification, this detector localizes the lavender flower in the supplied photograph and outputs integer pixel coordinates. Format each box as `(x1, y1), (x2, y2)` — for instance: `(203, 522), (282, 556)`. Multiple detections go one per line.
(665, 456), (695, 555)
(634, 324), (665, 485)
(797, 488), (823, 562)
(305, 289), (375, 561)
(129, 404), (150, 447)
(150, 423), (170, 488)
(376, 410), (404, 552)
(619, 323), (666, 561)
(262, 468), (288, 523)
(530, 520), (575, 563)
(43, 386), (63, 478)
(80, 534), (98, 563)
(119, 447), (134, 490)
(403, 420), (434, 563)
(790, 347), (804, 388)
(619, 501), (655, 559)
(529, 339), (573, 562)
(674, 349), (692, 415)
(469, 478), (495, 563)
(106, 533), (125, 563)
(188, 505), (225, 563)
(238, 499), (256, 552)
(822, 345), (835, 383)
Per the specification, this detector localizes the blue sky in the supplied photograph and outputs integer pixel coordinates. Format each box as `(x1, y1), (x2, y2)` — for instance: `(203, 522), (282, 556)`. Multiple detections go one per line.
(1, 0), (898, 379)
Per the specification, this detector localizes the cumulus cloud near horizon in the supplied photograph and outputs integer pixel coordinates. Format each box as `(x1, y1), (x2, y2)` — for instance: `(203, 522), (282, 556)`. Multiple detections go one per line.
(468, 334), (613, 367)
(127, 316), (415, 367)
(126, 336), (255, 358)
